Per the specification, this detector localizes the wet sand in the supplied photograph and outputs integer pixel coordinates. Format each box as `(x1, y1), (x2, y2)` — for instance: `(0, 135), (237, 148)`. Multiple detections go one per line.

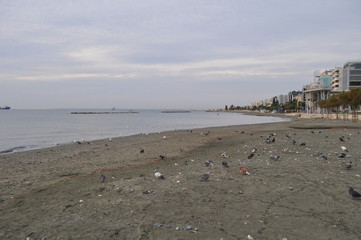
(1, 118), (361, 239)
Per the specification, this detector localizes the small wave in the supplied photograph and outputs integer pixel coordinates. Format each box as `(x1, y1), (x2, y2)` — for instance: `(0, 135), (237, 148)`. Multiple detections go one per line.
(0, 145), (38, 154)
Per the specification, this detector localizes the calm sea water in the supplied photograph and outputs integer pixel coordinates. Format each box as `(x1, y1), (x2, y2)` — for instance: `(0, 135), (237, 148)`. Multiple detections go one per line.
(0, 109), (287, 154)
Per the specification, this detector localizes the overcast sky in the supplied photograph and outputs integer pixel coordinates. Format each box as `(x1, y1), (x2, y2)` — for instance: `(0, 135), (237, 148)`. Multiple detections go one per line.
(1, 0), (360, 109)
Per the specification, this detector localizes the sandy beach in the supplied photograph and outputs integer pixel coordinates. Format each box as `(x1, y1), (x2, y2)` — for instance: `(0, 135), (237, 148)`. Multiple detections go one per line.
(1, 117), (361, 240)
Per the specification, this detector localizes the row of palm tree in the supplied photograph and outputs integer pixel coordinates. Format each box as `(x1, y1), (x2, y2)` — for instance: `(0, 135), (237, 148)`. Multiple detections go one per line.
(317, 88), (361, 121)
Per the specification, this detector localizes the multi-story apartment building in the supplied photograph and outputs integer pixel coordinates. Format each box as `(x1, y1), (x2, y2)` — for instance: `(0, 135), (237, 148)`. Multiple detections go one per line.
(331, 67), (344, 92)
(344, 61), (361, 89)
(303, 70), (332, 113)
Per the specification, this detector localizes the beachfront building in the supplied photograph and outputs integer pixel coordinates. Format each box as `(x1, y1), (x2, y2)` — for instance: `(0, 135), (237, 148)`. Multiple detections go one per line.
(277, 94), (289, 104)
(331, 67), (344, 92)
(288, 90), (302, 102)
(303, 70), (332, 113)
(343, 60), (361, 89)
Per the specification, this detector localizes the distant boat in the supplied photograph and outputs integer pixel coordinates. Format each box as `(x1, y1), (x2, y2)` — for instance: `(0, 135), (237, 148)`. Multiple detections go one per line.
(0, 106), (10, 110)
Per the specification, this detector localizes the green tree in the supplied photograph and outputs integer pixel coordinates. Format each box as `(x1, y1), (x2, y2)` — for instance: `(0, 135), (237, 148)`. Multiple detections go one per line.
(348, 88), (361, 121)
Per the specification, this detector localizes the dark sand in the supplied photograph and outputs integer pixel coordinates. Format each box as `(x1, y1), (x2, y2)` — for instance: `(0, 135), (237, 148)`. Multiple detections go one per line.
(1, 118), (361, 240)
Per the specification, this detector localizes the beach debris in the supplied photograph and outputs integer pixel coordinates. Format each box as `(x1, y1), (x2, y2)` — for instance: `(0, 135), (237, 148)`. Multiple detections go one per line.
(99, 174), (106, 182)
(154, 223), (198, 232)
(341, 146), (348, 152)
(349, 187), (361, 198)
(292, 139), (297, 145)
(222, 161), (229, 167)
(288, 186), (294, 190)
(201, 173), (209, 181)
(154, 170), (165, 179)
(159, 155), (166, 160)
(143, 190), (153, 194)
(217, 137), (222, 140)
(339, 136), (345, 142)
(251, 147), (257, 153)
(247, 234), (254, 240)
(240, 167), (250, 175)
(221, 152), (230, 158)
(247, 153), (254, 159)
(346, 161), (352, 169)
(140, 149), (145, 153)
(269, 155), (281, 161)
(204, 160), (214, 167)
(338, 153), (347, 158)
(300, 142), (306, 146)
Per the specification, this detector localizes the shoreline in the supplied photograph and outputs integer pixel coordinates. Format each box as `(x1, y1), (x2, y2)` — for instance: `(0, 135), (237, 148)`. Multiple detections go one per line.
(0, 112), (289, 155)
(1, 118), (361, 239)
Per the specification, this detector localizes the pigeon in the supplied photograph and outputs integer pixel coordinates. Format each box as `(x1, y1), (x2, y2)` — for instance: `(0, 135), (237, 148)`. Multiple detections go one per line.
(248, 153), (254, 159)
(269, 155), (281, 161)
(154, 170), (165, 179)
(338, 153), (347, 158)
(201, 173), (209, 181)
(349, 187), (361, 198)
(265, 137), (275, 144)
(346, 161), (352, 169)
(204, 160), (214, 167)
(240, 167), (250, 175)
(221, 152), (229, 158)
(222, 161), (229, 167)
(99, 174), (106, 182)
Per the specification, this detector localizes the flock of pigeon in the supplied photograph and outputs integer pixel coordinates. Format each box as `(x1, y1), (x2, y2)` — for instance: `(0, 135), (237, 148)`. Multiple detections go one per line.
(97, 130), (361, 200)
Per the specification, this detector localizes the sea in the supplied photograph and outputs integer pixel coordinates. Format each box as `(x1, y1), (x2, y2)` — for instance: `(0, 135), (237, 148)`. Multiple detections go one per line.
(0, 109), (288, 154)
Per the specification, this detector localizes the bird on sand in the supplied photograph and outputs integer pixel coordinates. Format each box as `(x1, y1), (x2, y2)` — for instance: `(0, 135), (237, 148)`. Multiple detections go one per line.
(222, 161), (229, 167)
(240, 167), (250, 175)
(269, 155), (281, 161)
(154, 170), (165, 179)
(346, 161), (352, 169)
(349, 187), (361, 198)
(201, 173), (209, 181)
(204, 160), (214, 167)
(100, 174), (106, 182)
(140, 149), (145, 153)
(338, 153), (347, 158)
(248, 153), (254, 159)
